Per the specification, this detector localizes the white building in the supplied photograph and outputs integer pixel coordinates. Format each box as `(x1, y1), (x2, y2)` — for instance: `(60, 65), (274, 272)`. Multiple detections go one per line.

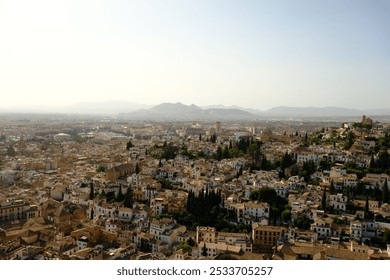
(53, 133), (72, 141)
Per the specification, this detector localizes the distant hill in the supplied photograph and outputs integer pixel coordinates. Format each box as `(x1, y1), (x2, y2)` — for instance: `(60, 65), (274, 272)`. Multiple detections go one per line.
(196, 105), (390, 120)
(124, 102), (255, 121)
(201, 104), (263, 115)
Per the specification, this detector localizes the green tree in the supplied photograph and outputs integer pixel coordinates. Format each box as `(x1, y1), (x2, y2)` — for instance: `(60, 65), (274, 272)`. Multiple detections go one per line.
(126, 141), (133, 150)
(260, 156), (271, 170)
(247, 140), (263, 168)
(223, 146), (230, 159)
(249, 187), (288, 225)
(300, 160), (316, 182)
(294, 214), (311, 230)
(344, 131), (355, 150)
(161, 142), (179, 160)
(116, 185), (125, 202)
(281, 209), (292, 223)
(329, 180), (335, 195)
(210, 133), (217, 143)
(96, 164), (106, 173)
(123, 187), (134, 208)
(383, 180), (389, 204)
(89, 183), (95, 200)
(216, 146), (223, 161)
(177, 242), (192, 254)
(281, 152), (294, 171)
(321, 188), (327, 210)
(187, 237), (195, 247)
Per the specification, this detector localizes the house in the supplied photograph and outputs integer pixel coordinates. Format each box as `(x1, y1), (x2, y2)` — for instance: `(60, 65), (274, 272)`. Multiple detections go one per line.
(218, 232), (252, 252)
(196, 226), (217, 244)
(174, 249), (191, 260)
(195, 241), (242, 259)
(329, 193), (348, 213)
(77, 236), (89, 250)
(235, 202), (270, 225)
(362, 173), (389, 190)
(269, 181), (291, 197)
(93, 201), (118, 218)
(0, 200), (32, 222)
(342, 174), (358, 187)
(295, 150), (321, 165)
(135, 232), (160, 253)
(117, 208), (133, 220)
(150, 190), (188, 216)
(310, 218), (333, 240)
(105, 162), (137, 181)
(149, 218), (186, 246)
(274, 241), (371, 260)
(349, 220), (377, 242)
(12, 245), (45, 260)
(274, 242), (322, 260)
(252, 224), (286, 253)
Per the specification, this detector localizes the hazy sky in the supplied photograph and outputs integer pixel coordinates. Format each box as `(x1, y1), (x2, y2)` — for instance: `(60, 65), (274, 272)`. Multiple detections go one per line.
(0, 0), (389, 110)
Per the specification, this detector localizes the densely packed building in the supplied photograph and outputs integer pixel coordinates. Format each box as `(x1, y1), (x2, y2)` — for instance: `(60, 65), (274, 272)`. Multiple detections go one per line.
(1, 116), (390, 260)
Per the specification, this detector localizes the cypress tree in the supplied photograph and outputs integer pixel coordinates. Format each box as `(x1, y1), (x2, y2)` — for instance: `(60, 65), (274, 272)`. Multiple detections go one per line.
(321, 188), (327, 210)
(116, 185), (125, 202)
(329, 180), (335, 195)
(369, 154), (375, 169)
(123, 187), (134, 208)
(383, 180), (389, 204)
(89, 183), (94, 200)
(216, 146), (223, 161)
(126, 141), (133, 150)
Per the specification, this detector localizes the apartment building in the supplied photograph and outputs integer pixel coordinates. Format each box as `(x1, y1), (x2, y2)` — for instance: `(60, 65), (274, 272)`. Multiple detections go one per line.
(0, 200), (41, 222)
(252, 224), (286, 253)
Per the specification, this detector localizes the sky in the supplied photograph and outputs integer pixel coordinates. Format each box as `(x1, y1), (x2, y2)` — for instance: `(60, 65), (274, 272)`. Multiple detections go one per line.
(0, 0), (389, 110)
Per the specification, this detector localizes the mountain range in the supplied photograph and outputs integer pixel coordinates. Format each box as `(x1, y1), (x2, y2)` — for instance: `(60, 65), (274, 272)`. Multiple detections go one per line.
(119, 102), (390, 121)
(1, 101), (390, 120)
(122, 103), (254, 121)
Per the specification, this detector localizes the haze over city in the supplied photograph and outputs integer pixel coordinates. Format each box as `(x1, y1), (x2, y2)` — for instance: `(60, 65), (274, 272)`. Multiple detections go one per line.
(1, 0), (389, 111)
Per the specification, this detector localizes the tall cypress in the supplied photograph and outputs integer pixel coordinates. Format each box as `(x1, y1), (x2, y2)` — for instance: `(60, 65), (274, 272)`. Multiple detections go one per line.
(383, 180), (389, 204)
(321, 188), (327, 210)
(89, 183), (94, 200)
(123, 187), (134, 208)
(116, 185), (125, 202)
(329, 180), (335, 195)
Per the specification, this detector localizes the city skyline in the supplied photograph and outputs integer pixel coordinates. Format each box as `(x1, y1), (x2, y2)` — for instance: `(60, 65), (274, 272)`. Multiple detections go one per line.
(1, 0), (389, 110)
